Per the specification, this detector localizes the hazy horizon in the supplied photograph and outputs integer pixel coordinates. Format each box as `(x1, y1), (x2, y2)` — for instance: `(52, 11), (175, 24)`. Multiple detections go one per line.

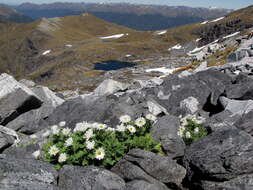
(2, 0), (253, 9)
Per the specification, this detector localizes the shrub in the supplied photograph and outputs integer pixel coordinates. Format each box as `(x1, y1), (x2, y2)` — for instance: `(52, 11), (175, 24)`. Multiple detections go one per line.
(177, 115), (208, 145)
(35, 114), (163, 169)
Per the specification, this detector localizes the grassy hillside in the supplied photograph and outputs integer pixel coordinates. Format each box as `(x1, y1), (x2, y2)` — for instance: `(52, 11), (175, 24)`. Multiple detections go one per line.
(0, 5), (253, 91)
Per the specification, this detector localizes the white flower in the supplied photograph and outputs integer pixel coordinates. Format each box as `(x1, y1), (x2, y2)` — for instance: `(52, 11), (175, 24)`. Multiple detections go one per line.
(92, 122), (100, 129)
(86, 141), (95, 150)
(177, 126), (185, 137)
(42, 130), (51, 137)
(145, 114), (157, 121)
(95, 147), (105, 160)
(65, 137), (73, 147)
(58, 153), (67, 163)
(194, 127), (200, 134)
(32, 150), (40, 159)
(195, 116), (206, 124)
(59, 121), (66, 127)
(97, 124), (107, 130)
(62, 128), (71, 136)
(135, 117), (146, 127)
(185, 131), (191, 139)
(51, 125), (60, 135)
(84, 129), (94, 140)
(119, 115), (131, 123)
(127, 125), (136, 133)
(30, 134), (38, 139)
(48, 145), (59, 156)
(74, 122), (89, 132)
(116, 124), (126, 132)
(107, 127), (115, 132)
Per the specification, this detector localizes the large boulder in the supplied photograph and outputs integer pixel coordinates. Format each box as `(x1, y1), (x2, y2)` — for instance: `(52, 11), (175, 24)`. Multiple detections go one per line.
(180, 96), (200, 115)
(183, 129), (253, 189)
(94, 79), (129, 96)
(126, 180), (171, 190)
(6, 106), (56, 134)
(58, 165), (125, 190)
(151, 115), (185, 158)
(151, 115), (180, 140)
(31, 86), (64, 107)
(219, 96), (253, 116)
(6, 86), (64, 133)
(122, 149), (186, 187)
(156, 69), (232, 116)
(234, 110), (253, 136)
(0, 155), (59, 190)
(0, 132), (14, 152)
(0, 73), (42, 125)
(199, 174), (253, 190)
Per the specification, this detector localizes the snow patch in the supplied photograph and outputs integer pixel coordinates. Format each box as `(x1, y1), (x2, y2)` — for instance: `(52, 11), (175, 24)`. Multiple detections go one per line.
(146, 67), (176, 75)
(196, 38), (201, 42)
(42, 50), (51, 55)
(223, 32), (240, 39)
(65, 44), (72, 48)
(157, 30), (167, 35)
(100, 34), (125, 39)
(210, 17), (224, 23)
(125, 54), (132, 57)
(201, 21), (208, 25)
(168, 44), (182, 51)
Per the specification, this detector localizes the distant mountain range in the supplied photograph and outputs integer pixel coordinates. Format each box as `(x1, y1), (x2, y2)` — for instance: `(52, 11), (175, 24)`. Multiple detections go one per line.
(15, 3), (232, 30)
(0, 5), (32, 23)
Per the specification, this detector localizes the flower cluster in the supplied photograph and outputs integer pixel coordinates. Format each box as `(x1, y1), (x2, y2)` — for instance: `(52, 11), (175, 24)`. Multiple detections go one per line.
(177, 115), (208, 145)
(35, 114), (162, 169)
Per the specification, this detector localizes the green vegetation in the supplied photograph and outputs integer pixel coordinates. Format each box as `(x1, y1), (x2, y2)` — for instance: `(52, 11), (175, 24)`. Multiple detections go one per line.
(40, 114), (163, 169)
(178, 115), (208, 145)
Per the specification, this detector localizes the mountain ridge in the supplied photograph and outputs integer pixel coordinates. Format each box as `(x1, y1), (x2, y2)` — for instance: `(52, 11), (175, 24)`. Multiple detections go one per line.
(0, 4), (32, 23)
(16, 2), (232, 30)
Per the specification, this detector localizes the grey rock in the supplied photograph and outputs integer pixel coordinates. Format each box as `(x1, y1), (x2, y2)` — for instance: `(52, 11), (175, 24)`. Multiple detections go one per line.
(6, 86), (64, 134)
(178, 70), (192, 78)
(6, 105), (55, 133)
(219, 97), (253, 116)
(147, 99), (168, 116)
(226, 81), (253, 100)
(31, 86), (65, 108)
(180, 96), (200, 114)
(157, 69), (231, 116)
(3, 143), (40, 159)
(151, 115), (180, 141)
(0, 155), (58, 190)
(124, 149), (186, 186)
(58, 165), (125, 190)
(0, 73), (42, 125)
(160, 134), (185, 158)
(200, 174), (253, 190)
(204, 110), (239, 132)
(19, 79), (36, 88)
(126, 180), (171, 190)
(135, 77), (163, 88)
(112, 159), (164, 184)
(235, 110), (253, 136)
(0, 132), (14, 152)
(94, 79), (129, 96)
(184, 129), (253, 187)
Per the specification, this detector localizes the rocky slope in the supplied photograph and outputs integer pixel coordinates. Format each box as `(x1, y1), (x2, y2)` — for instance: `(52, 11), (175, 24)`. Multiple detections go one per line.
(16, 2), (231, 30)
(0, 45), (253, 189)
